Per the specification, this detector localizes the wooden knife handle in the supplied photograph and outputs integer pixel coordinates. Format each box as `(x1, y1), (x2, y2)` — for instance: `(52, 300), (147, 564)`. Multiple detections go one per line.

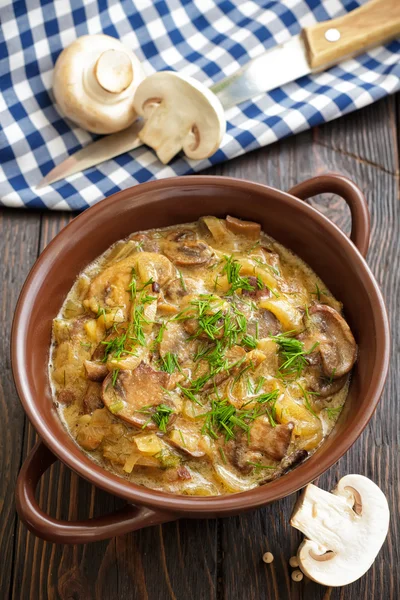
(303, 0), (400, 71)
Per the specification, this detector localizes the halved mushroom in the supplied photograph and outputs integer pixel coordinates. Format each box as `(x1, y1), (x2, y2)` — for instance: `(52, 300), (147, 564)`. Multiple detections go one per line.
(309, 304), (357, 378)
(163, 240), (214, 267)
(225, 215), (261, 240)
(102, 362), (171, 427)
(133, 71), (226, 164)
(290, 474), (390, 587)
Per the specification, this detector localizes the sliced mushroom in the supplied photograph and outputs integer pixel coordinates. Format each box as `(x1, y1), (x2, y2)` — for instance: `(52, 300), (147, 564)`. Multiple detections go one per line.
(309, 304), (357, 378)
(84, 252), (173, 317)
(226, 419), (294, 474)
(241, 276), (271, 301)
(133, 71), (226, 164)
(249, 418), (294, 461)
(102, 362), (171, 427)
(226, 215), (261, 240)
(309, 372), (349, 398)
(84, 360), (108, 382)
(290, 474), (390, 587)
(165, 277), (202, 303)
(258, 449), (309, 484)
(247, 309), (281, 339)
(166, 229), (197, 242)
(163, 240), (213, 267)
(159, 321), (198, 363)
(129, 233), (161, 253)
(83, 381), (104, 414)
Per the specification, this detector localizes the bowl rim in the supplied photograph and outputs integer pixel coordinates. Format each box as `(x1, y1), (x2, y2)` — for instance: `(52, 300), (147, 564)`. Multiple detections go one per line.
(11, 175), (390, 514)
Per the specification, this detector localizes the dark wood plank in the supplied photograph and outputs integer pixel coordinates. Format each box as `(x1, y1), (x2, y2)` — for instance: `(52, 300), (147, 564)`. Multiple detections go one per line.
(0, 210), (41, 600)
(219, 95), (400, 599)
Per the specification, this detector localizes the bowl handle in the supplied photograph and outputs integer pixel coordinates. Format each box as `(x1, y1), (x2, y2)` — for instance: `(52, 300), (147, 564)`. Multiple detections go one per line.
(15, 441), (176, 544)
(287, 173), (370, 257)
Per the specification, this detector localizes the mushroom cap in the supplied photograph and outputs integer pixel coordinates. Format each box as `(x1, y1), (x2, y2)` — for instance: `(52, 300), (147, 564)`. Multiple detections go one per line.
(309, 304), (357, 378)
(133, 71), (226, 163)
(53, 34), (145, 134)
(291, 475), (390, 587)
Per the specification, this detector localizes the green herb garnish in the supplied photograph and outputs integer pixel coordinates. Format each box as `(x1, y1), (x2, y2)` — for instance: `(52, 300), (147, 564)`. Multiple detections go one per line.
(159, 352), (181, 374)
(325, 405), (343, 419)
(178, 270), (187, 292)
(150, 404), (174, 432)
(109, 399), (124, 414)
(241, 334), (257, 349)
(247, 461), (275, 471)
(298, 383), (319, 419)
(271, 332), (319, 377)
(111, 368), (120, 386)
(222, 255), (254, 295)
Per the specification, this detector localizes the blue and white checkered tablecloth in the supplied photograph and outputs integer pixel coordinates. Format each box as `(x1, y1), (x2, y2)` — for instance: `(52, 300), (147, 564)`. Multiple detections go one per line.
(1, 1), (399, 211)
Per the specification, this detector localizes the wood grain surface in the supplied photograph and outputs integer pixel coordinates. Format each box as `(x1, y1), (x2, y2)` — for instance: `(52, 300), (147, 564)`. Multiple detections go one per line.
(1, 94), (399, 600)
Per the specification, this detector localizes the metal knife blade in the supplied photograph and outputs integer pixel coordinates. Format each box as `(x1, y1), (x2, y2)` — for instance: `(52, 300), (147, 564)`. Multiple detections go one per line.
(37, 35), (312, 188)
(212, 35), (310, 109)
(36, 120), (144, 189)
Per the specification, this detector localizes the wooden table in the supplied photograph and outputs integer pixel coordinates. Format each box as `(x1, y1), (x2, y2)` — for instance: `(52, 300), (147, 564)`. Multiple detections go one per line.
(2, 95), (399, 600)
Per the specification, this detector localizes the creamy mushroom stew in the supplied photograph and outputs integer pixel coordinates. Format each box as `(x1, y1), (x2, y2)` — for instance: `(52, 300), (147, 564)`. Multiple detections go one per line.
(50, 216), (357, 495)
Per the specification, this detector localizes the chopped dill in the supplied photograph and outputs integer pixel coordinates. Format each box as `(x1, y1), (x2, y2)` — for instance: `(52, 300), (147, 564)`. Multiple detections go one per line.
(219, 446), (227, 464)
(222, 255), (254, 295)
(178, 384), (203, 406)
(150, 404), (174, 432)
(247, 461), (275, 471)
(241, 334), (257, 350)
(155, 322), (167, 344)
(159, 352), (181, 374)
(178, 270), (187, 292)
(271, 332), (319, 377)
(247, 240), (261, 253)
(298, 383), (319, 419)
(255, 376), (266, 394)
(178, 429), (186, 447)
(111, 368), (120, 386)
(325, 405), (343, 419)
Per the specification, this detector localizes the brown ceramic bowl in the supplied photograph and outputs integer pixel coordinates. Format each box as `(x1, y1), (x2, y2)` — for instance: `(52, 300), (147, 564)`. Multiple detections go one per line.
(12, 173), (389, 544)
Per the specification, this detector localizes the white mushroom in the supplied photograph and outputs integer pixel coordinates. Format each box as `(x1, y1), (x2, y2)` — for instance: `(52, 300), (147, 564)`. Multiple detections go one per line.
(53, 34), (145, 134)
(133, 71), (226, 164)
(290, 474), (390, 587)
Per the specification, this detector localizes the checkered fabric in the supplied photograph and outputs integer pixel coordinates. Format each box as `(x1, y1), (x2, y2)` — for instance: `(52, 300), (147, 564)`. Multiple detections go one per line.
(1, 0), (399, 211)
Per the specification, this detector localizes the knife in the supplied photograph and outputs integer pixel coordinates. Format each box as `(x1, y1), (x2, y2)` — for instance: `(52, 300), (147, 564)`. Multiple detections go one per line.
(37, 0), (400, 188)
